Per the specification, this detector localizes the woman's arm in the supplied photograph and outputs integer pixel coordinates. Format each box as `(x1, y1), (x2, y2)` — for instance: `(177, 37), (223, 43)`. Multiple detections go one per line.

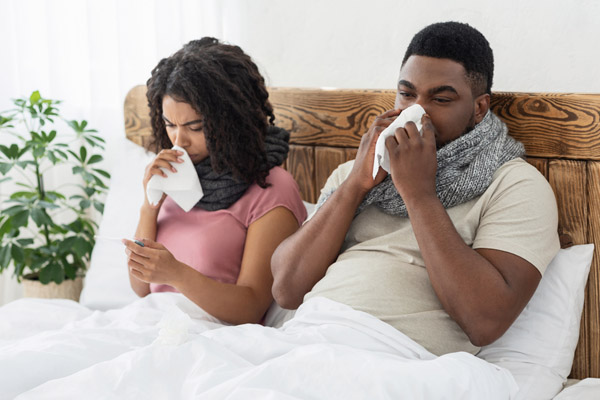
(124, 206), (300, 324)
(128, 205), (156, 297)
(128, 149), (183, 297)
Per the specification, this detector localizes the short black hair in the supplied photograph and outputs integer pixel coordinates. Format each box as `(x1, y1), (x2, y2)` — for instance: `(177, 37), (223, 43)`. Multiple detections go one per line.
(401, 22), (494, 95)
(146, 37), (274, 187)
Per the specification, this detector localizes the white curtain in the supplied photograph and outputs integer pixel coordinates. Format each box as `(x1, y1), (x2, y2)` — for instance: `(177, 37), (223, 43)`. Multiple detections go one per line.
(0, 0), (226, 305)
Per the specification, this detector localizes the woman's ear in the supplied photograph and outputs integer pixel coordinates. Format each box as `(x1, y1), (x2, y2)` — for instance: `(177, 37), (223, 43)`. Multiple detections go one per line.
(474, 93), (491, 124)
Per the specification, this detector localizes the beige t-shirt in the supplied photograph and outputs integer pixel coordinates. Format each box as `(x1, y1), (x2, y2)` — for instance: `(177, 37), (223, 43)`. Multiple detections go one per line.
(305, 158), (560, 356)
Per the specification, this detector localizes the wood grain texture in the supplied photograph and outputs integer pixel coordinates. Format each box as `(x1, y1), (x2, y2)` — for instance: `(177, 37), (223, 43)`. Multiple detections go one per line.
(548, 160), (589, 378)
(526, 157), (548, 178)
(314, 147), (357, 200)
(285, 145), (316, 203)
(548, 160), (588, 246)
(270, 88), (395, 148)
(124, 85), (153, 149)
(491, 92), (600, 160)
(587, 161), (600, 377)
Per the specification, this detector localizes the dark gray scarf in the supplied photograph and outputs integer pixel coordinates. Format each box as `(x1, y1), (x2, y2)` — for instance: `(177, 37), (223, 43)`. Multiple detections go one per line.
(194, 125), (289, 211)
(318, 111), (525, 217)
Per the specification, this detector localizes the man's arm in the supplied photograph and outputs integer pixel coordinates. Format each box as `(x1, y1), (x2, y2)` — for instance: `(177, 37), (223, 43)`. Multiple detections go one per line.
(271, 109), (401, 309)
(385, 115), (541, 345)
(407, 196), (541, 345)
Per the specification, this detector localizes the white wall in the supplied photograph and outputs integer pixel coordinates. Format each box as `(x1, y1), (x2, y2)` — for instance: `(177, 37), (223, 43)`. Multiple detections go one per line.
(224, 0), (600, 92)
(0, 0), (599, 305)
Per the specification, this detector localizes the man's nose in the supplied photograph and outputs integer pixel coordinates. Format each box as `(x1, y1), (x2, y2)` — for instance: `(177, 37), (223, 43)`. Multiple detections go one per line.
(414, 98), (428, 114)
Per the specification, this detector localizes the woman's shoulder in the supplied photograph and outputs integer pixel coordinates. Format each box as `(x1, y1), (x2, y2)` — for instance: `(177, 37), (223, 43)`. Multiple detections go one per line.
(256, 166), (303, 202)
(233, 166), (307, 226)
(265, 166), (297, 186)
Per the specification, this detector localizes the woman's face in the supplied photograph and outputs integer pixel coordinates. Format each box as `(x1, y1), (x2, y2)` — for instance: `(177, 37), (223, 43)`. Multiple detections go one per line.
(162, 95), (209, 164)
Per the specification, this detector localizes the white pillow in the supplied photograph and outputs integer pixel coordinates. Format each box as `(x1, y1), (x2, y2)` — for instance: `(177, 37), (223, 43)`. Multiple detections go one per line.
(478, 244), (594, 400)
(553, 378), (600, 400)
(79, 137), (155, 310)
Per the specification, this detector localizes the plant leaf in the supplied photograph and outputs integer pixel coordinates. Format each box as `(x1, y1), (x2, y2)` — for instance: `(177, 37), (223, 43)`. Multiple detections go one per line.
(11, 210), (30, 229)
(79, 146), (87, 163)
(73, 237), (92, 258)
(0, 245), (11, 268)
(29, 91), (41, 105)
(93, 201), (104, 213)
(87, 154), (103, 165)
(0, 162), (12, 175)
(79, 199), (91, 209)
(10, 245), (25, 264)
(92, 168), (110, 179)
(39, 262), (64, 284)
(31, 208), (52, 227)
(58, 236), (77, 254)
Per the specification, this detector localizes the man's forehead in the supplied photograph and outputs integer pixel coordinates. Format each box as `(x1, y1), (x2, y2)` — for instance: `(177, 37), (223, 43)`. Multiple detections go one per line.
(398, 55), (469, 91)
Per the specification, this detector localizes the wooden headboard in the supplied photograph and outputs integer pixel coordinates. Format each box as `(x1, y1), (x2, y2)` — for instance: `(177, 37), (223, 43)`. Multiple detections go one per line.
(124, 85), (600, 379)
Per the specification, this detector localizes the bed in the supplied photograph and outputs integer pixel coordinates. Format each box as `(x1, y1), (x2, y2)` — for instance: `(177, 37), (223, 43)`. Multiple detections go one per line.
(0, 86), (598, 399)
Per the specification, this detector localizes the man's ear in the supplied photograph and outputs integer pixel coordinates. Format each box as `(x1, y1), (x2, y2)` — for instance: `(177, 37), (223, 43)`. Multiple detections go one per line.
(474, 93), (490, 124)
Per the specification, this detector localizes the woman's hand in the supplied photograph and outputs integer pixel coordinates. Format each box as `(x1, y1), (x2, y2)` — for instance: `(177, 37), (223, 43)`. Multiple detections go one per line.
(123, 238), (186, 286)
(142, 149), (184, 209)
(346, 108), (401, 194)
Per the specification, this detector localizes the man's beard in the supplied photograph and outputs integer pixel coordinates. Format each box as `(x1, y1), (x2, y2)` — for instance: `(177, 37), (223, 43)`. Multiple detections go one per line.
(436, 111), (476, 150)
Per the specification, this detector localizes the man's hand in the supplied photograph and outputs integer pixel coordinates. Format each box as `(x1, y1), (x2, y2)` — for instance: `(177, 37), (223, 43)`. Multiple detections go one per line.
(384, 114), (438, 204)
(346, 108), (401, 194)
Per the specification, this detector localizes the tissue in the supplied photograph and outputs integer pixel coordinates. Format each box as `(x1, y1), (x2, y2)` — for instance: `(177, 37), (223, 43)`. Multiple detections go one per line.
(146, 145), (204, 212)
(372, 104), (426, 178)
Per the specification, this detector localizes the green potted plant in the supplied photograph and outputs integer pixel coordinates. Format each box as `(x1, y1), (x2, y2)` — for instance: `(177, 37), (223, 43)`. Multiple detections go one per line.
(0, 91), (110, 300)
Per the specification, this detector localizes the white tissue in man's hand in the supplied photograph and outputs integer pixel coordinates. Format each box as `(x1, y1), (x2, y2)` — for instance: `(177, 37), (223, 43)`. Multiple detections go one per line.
(146, 145), (203, 212)
(372, 104), (426, 179)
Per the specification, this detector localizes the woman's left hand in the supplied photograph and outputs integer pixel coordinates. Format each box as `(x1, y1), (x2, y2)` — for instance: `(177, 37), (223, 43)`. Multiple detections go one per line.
(122, 238), (185, 286)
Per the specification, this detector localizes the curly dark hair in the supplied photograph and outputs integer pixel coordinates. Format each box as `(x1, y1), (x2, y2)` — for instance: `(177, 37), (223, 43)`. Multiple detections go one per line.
(146, 37), (275, 187)
(402, 22), (494, 95)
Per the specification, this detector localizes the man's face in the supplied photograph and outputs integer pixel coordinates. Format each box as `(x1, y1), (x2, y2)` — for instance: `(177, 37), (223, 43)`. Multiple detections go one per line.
(395, 55), (486, 148)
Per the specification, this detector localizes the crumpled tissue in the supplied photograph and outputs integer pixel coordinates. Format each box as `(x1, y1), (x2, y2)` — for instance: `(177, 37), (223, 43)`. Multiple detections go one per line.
(152, 306), (194, 346)
(146, 145), (203, 212)
(372, 104), (426, 178)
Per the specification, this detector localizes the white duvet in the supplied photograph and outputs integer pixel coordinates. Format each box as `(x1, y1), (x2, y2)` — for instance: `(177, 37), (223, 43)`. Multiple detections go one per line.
(0, 293), (517, 399)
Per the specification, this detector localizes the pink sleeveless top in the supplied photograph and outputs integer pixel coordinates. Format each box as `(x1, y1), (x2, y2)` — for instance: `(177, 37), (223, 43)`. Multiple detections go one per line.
(150, 167), (306, 292)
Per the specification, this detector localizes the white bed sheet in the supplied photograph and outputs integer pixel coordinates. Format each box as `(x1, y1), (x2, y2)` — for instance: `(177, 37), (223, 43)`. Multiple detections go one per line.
(48, 137), (598, 399)
(554, 378), (600, 400)
(1, 295), (517, 400)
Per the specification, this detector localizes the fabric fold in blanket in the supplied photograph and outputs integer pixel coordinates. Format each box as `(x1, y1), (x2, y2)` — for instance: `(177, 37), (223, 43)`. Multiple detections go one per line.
(146, 145), (203, 212)
(372, 104), (426, 178)
(3, 295), (518, 400)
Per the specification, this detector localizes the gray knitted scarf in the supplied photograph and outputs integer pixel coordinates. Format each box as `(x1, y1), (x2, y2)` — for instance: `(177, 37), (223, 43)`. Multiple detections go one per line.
(318, 111), (525, 217)
(193, 125), (289, 211)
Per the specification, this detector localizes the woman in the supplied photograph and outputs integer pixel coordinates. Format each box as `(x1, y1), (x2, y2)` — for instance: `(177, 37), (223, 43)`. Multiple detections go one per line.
(123, 37), (306, 325)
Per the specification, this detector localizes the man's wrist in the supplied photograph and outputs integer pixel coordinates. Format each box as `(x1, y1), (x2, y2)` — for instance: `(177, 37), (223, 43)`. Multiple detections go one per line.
(338, 178), (371, 207)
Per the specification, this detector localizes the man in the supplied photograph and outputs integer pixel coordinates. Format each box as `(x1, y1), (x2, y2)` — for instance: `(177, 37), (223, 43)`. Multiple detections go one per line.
(271, 21), (560, 356)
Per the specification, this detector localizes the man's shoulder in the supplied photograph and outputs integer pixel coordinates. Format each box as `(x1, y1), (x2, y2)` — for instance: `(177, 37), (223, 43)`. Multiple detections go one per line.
(323, 160), (355, 190)
(493, 157), (547, 184)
